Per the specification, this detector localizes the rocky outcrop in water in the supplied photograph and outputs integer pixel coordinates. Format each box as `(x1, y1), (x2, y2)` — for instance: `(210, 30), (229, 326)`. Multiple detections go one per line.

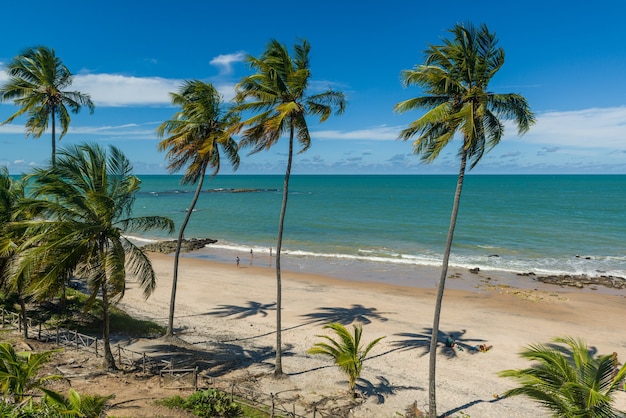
(517, 272), (626, 290)
(142, 238), (217, 254)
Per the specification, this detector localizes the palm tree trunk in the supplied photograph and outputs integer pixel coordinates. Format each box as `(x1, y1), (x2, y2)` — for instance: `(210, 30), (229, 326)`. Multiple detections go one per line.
(274, 125), (294, 377)
(101, 281), (117, 370)
(19, 295), (28, 339)
(51, 106), (56, 166)
(166, 169), (207, 338)
(428, 149), (467, 418)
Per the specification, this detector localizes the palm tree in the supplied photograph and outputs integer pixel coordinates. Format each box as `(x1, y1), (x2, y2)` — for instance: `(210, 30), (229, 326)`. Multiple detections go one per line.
(41, 388), (114, 417)
(0, 342), (60, 403)
(0, 46), (95, 165)
(156, 80), (240, 339)
(233, 39), (346, 376)
(393, 23), (535, 417)
(307, 322), (384, 395)
(0, 169), (32, 339)
(14, 142), (174, 370)
(499, 337), (626, 417)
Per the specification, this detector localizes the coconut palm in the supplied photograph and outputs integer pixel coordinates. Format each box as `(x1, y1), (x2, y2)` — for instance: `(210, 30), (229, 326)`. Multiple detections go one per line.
(307, 322), (384, 395)
(233, 39), (346, 376)
(0, 342), (60, 403)
(0, 46), (95, 165)
(499, 337), (626, 417)
(14, 142), (174, 370)
(157, 80), (240, 339)
(393, 23), (535, 417)
(0, 169), (32, 339)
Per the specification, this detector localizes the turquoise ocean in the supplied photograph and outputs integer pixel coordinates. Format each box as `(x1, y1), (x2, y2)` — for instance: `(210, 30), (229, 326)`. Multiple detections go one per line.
(130, 175), (626, 287)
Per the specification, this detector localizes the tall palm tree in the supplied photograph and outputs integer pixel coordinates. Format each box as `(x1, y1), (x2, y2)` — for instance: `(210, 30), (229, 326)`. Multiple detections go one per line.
(393, 23), (535, 417)
(157, 80), (240, 339)
(233, 39), (346, 376)
(307, 322), (384, 395)
(0, 46), (95, 165)
(499, 337), (626, 417)
(14, 142), (174, 370)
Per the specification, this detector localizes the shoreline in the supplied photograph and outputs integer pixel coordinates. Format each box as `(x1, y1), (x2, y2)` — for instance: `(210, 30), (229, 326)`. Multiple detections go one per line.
(114, 251), (626, 417)
(146, 241), (626, 296)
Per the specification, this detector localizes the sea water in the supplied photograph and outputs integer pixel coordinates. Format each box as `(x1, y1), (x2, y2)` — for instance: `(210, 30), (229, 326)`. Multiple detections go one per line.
(130, 174), (626, 284)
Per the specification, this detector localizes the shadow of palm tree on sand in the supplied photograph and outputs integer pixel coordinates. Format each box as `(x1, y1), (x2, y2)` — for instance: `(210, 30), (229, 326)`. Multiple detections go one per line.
(391, 328), (487, 358)
(356, 376), (423, 404)
(300, 304), (392, 325)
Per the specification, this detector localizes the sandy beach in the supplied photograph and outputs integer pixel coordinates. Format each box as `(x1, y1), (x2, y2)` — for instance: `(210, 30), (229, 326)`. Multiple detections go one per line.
(116, 251), (626, 417)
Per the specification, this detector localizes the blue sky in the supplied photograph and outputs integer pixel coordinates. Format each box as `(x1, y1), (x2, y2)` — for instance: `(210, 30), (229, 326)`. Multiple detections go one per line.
(1, 0), (625, 175)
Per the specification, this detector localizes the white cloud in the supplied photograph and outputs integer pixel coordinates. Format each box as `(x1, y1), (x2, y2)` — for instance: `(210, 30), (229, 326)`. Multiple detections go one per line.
(209, 52), (246, 75)
(515, 107), (626, 148)
(72, 74), (179, 106)
(314, 125), (400, 141)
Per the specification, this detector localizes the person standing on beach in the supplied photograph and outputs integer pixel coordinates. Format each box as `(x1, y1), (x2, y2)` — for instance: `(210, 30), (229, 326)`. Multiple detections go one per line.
(250, 249), (253, 265)
(236, 256), (240, 268)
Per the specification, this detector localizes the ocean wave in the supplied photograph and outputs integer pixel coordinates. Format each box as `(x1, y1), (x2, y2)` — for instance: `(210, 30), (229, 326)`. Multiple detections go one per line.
(204, 240), (626, 278)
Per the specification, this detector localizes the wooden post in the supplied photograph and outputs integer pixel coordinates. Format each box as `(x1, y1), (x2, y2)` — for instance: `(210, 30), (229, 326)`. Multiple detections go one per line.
(313, 404), (316, 418)
(143, 353), (147, 373)
(117, 346), (122, 366)
(194, 366), (198, 391)
(74, 330), (78, 350)
(94, 338), (98, 356)
(271, 393), (275, 418)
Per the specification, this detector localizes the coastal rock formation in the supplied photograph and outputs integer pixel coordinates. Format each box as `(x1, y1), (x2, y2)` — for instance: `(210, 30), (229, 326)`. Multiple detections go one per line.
(142, 238), (217, 254)
(517, 272), (626, 290)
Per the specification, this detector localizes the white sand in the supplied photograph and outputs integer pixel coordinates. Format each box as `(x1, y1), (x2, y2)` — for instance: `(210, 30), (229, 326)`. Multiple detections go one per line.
(117, 252), (626, 417)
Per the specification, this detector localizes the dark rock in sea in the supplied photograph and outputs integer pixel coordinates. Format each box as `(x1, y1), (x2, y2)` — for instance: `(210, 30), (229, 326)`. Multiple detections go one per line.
(488, 254), (500, 257)
(534, 274), (626, 290)
(142, 238), (217, 254)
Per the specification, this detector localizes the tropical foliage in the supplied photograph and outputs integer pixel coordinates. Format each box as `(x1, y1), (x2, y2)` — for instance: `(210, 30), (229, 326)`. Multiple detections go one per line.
(12, 142), (173, 369)
(0, 169), (32, 338)
(157, 80), (240, 338)
(307, 322), (384, 394)
(41, 388), (114, 417)
(0, 342), (59, 403)
(233, 38), (345, 375)
(394, 22), (534, 417)
(0, 46), (95, 165)
(499, 337), (626, 418)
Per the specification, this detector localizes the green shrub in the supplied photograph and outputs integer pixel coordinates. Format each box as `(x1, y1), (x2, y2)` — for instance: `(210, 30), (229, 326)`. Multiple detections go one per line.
(184, 389), (242, 418)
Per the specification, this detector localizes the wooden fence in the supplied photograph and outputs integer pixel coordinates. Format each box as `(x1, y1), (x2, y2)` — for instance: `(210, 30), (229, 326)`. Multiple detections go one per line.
(0, 307), (355, 417)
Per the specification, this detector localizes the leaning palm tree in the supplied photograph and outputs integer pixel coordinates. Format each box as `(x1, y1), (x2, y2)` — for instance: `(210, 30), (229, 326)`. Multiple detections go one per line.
(233, 39), (346, 376)
(14, 142), (174, 370)
(307, 322), (384, 396)
(393, 23), (535, 417)
(0, 46), (95, 165)
(499, 337), (626, 417)
(157, 80), (240, 339)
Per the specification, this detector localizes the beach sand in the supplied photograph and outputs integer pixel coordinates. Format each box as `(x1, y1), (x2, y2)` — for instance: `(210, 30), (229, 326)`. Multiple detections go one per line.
(116, 252), (626, 417)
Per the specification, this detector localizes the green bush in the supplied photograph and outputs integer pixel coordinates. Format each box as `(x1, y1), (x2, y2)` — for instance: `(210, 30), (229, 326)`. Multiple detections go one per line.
(184, 389), (242, 418)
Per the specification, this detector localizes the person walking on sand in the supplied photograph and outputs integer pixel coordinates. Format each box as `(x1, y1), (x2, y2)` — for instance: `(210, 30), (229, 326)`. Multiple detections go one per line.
(250, 249), (253, 265)
(236, 256), (240, 268)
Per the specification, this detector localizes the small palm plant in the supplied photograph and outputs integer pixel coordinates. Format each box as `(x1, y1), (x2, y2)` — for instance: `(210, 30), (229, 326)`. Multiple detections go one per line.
(498, 336), (626, 418)
(41, 387), (114, 417)
(0, 342), (60, 403)
(307, 322), (384, 395)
